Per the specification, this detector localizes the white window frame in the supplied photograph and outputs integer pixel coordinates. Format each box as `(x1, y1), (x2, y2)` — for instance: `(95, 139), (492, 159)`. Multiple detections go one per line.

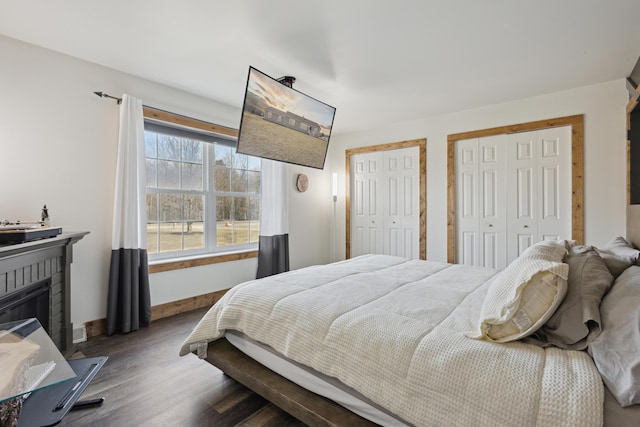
(144, 118), (261, 262)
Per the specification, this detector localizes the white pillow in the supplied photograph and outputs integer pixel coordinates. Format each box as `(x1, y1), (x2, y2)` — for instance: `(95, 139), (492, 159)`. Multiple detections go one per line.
(475, 240), (569, 342)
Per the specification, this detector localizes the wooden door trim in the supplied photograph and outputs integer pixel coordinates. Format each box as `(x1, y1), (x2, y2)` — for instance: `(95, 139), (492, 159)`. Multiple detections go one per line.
(447, 115), (584, 263)
(345, 139), (427, 260)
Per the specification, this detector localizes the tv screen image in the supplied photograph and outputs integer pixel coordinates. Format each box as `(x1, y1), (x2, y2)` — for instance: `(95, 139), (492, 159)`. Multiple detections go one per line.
(236, 66), (336, 169)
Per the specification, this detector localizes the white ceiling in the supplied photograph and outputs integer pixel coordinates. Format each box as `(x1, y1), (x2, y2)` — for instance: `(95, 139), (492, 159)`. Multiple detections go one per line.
(1, 0), (640, 135)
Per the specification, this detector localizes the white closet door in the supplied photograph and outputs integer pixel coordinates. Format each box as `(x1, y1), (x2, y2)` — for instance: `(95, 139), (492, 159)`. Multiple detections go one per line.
(351, 152), (383, 257)
(350, 147), (420, 259)
(383, 147), (420, 258)
(456, 126), (571, 268)
(456, 136), (507, 269)
(506, 131), (540, 261)
(506, 126), (571, 262)
(478, 135), (507, 269)
(537, 126), (571, 241)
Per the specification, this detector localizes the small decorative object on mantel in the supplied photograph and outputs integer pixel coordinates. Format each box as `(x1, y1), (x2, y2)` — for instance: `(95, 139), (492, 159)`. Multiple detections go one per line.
(41, 204), (50, 227)
(296, 174), (309, 192)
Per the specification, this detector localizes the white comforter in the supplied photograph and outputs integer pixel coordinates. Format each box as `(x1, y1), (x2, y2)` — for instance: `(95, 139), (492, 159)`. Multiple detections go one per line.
(180, 254), (603, 426)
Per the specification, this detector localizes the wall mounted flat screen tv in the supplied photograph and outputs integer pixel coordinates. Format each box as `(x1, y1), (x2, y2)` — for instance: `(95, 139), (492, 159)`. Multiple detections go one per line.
(236, 66), (336, 169)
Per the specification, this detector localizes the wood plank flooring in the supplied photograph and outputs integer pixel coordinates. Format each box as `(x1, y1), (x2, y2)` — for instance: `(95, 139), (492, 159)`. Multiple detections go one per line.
(59, 308), (306, 426)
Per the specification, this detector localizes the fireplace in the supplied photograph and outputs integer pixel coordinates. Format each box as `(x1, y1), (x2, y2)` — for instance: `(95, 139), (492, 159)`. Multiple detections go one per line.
(0, 278), (51, 331)
(0, 232), (87, 354)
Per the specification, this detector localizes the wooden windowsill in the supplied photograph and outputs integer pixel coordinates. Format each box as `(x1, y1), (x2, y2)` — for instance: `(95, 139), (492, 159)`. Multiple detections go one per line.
(149, 250), (258, 273)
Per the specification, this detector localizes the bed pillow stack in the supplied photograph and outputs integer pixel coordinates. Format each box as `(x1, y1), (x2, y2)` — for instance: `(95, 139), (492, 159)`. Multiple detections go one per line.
(475, 240), (569, 342)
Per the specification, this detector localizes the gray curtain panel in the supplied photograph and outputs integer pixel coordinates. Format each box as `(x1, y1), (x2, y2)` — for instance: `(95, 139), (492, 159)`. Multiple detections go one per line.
(256, 234), (290, 279)
(107, 249), (151, 334)
(106, 94), (151, 335)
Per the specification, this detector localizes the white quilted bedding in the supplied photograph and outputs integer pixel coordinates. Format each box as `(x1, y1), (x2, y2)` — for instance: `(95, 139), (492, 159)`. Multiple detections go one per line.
(180, 254), (604, 426)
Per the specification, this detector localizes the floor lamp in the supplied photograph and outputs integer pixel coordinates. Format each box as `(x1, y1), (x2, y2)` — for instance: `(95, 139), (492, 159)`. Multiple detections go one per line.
(331, 173), (338, 262)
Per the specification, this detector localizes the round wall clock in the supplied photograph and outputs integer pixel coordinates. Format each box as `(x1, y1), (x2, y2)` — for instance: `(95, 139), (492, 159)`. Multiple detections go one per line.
(296, 174), (309, 192)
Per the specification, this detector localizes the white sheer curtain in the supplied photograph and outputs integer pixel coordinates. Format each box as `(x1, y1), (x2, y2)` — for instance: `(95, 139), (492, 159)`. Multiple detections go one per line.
(256, 159), (290, 278)
(106, 94), (151, 335)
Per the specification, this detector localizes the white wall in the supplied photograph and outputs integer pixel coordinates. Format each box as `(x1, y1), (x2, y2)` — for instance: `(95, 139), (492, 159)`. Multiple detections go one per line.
(327, 79), (629, 262)
(0, 33), (629, 328)
(0, 35), (331, 326)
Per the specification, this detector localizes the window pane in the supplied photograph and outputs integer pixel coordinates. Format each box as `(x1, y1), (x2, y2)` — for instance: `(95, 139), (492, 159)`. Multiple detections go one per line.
(147, 223), (159, 254)
(146, 193), (159, 254)
(146, 159), (157, 188)
(216, 196), (232, 221)
(233, 221), (250, 244)
(235, 197), (248, 221)
(158, 193), (182, 252)
(182, 163), (203, 191)
(182, 139), (202, 163)
(233, 152), (248, 170)
(247, 171), (260, 193)
(215, 145), (233, 167)
(234, 197), (250, 244)
(231, 169), (248, 192)
(144, 131), (157, 157)
(158, 222), (182, 253)
(214, 166), (231, 192)
(183, 194), (203, 222)
(184, 221), (204, 250)
(183, 194), (204, 251)
(158, 135), (180, 161)
(159, 193), (182, 222)
(216, 196), (232, 246)
(158, 160), (180, 189)
(147, 193), (159, 222)
(248, 197), (260, 221)
(247, 156), (261, 171)
(249, 220), (260, 243)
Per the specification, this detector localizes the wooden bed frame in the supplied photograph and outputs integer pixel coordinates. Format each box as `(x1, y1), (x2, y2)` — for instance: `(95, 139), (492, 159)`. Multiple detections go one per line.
(204, 338), (377, 427)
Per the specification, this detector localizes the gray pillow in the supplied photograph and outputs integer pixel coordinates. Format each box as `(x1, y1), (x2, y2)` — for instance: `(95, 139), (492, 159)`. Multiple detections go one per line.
(589, 265), (640, 407)
(597, 236), (640, 278)
(529, 245), (613, 350)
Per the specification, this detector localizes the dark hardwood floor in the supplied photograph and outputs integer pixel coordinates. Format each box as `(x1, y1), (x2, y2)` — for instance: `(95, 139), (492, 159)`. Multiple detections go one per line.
(60, 308), (306, 426)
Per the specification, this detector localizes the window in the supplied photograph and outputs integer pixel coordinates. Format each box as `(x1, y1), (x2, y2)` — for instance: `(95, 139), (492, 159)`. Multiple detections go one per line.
(144, 118), (261, 260)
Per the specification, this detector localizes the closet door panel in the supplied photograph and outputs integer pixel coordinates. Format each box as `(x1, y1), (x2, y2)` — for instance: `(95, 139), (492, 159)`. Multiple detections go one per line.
(383, 147), (420, 258)
(351, 153), (383, 257)
(478, 135), (507, 269)
(507, 133), (538, 262)
(456, 139), (480, 266)
(350, 146), (420, 259)
(537, 126), (571, 241)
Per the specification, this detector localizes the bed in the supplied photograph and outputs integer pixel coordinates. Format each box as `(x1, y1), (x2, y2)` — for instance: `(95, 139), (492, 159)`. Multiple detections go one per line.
(180, 224), (640, 426)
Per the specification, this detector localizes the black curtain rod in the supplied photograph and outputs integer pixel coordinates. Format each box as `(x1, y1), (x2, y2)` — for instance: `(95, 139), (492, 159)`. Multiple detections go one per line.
(93, 91), (179, 116)
(93, 91), (239, 136)
(94, 91), (123, 104)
